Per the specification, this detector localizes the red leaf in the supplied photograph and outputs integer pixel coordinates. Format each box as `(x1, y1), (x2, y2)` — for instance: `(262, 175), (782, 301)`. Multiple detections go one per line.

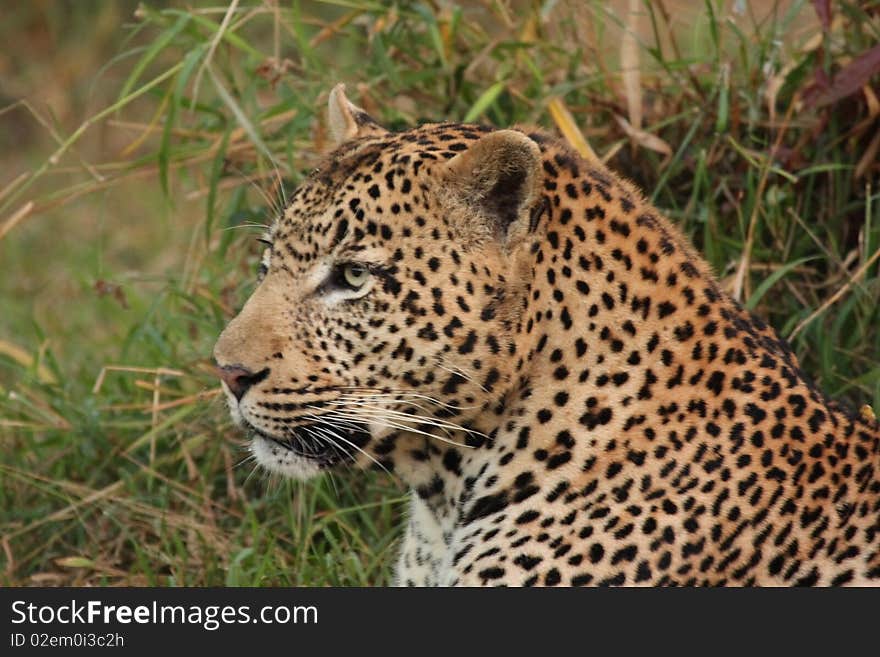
(811, 0), (832, 31)
(805, 43), (880, 109)
(800, 67), (830, 109)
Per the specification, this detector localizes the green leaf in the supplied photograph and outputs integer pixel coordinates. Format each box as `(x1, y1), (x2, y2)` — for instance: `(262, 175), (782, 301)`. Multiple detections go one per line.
(746, 257), (818, 310)
(56, 556), (96, 569)
(159, 45), (206, 197)
(164, 9), (264, 59)
(413, 5), (448, 69)
(464, 81), (506, 123)
(715, 64), (729, 133)
(208, 65), (276, 165)
(207, 127), (233, 246)
(117, 14), (190, 105)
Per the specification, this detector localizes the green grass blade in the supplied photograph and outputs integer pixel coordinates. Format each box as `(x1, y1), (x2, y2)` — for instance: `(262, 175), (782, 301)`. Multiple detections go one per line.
(207, 65), (276, 166)
(117, 14), (190, 105)
(159, 45), (207, 197)
(464, 81), (506, 122)
(746, 256), (818, 310)
(206, 126), (232, 245)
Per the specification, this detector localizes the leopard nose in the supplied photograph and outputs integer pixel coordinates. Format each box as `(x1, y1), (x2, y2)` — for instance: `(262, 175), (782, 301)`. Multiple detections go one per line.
(217, 365), (270, 402)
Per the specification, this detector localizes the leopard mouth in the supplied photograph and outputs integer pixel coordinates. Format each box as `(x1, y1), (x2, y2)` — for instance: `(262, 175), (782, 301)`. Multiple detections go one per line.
(245, 419), (370, 469)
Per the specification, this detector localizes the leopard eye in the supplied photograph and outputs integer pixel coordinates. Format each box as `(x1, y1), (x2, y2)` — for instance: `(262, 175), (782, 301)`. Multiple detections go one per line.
(256, 234), (272, 281)
(257, 248), (271, 281)
(341, 263), (370, 289)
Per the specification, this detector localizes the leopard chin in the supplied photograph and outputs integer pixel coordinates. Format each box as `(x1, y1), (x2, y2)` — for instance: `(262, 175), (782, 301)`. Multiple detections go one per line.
(249, 432), (326, 480)
(245, 419), (372, 479)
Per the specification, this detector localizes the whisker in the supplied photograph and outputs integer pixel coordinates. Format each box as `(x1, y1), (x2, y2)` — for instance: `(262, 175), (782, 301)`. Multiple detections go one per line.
(323, 399), (487, 438)
(242, 454), (262, 487)
(305, 415), (394, 477)
(269, 158), (288, 211)
(434, 361), (489, 393)
(233, 452), (257, 469)
(228, 162), (286, 220)
(337, 387), (481, 411)
(314, 408), (473, 449)
(221, 221), (271, 233)
(303, 425), (340, 497)
(336, 394), (445, 418)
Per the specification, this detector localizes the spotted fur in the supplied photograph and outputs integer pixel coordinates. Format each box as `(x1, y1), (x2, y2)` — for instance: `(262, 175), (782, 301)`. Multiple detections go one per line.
(213, 85), (880, 586)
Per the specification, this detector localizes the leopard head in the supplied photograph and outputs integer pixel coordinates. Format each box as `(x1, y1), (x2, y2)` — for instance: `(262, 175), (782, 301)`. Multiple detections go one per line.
(213, 85), (546, 481)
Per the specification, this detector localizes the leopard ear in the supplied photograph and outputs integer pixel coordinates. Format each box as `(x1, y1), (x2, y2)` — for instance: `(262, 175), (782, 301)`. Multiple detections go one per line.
(327, 83), (387, 146)
(442, 129), (544, 248)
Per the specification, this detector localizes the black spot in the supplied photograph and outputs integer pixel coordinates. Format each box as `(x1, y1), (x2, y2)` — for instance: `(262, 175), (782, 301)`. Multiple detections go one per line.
(744, 403), (767, 425)
(571, 573), (593, 586)
(514, 554), (543, 570)
(794, 568), (819, 586)
(560, 307), (573, 329)
(516, 509), (540, 524)
(831, 570), (854, 586)
(657, 301), (676, 319)
(479, 567), (506, 580)
(547, 451), (572, 469)
(443, 449), (462, 474)
(464, 492), (509, 524)
(458, 330), (478, 354)
(706, 371), (725, 396)
(331, 218), (349, 248)
(611, 545), (637, 566)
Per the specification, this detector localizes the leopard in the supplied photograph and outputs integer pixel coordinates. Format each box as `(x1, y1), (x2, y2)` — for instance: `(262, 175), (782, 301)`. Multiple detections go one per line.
(213, 84), (880, 586)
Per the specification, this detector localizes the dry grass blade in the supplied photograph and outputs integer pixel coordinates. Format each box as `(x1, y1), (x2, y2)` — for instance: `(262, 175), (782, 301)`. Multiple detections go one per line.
(0, 337), (55, 384)
(1, 98), (104, 182)
(620, 0), (643, 133)
(309, 8), (362, 47)
(0, 201), (34, 242)
(120, 93), (170, 157)
(789, 243), (880, 340)
(0, 61), (182, 216)
(855, 127), (880, 179)
(546, 97), (599, 163)
(0, 471), (125, 543)
(613, 115), (672, 158)
(190, 0), (241, 112)
(731, 96), (798, 301)
(0, 172), (29, 206)
(765, 62), (796, 126)
(92, 365), (185, 394)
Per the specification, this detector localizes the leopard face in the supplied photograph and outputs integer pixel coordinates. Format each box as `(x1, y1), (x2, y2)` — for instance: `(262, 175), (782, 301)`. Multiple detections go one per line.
(213, 86), (543, 481)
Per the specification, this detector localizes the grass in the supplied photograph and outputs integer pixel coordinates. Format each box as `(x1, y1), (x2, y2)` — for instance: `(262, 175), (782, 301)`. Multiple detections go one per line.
(1, 0), (878, 586)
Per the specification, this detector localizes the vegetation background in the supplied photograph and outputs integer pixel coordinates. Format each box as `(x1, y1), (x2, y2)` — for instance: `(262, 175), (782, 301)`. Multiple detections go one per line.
(1, 0), (878, 586)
